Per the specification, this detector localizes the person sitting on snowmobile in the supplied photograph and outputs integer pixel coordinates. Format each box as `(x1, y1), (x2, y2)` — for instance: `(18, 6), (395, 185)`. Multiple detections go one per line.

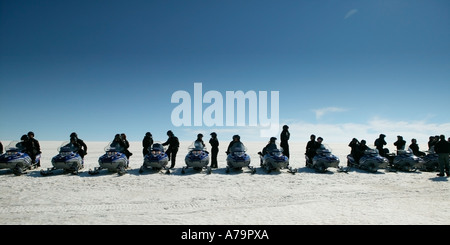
(409, 138), (425, 157)
(142, 132), (153, 157)
(110, 134), (126, 153)
(394, 135), (406, 152)
(195, 133), (206, 148)
(226, 135), (242, 155)
(69, 132), (88, 159)
(121, 133), (133, 159)
(25, 131), (41, 165)
(305, 134), (319, 165)
(374, 134), (388, 157)
(15, 135), (28, 151)
(262, 137), (278, 156)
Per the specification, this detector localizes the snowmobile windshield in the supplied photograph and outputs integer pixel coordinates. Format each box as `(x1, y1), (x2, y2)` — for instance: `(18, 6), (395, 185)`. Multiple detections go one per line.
(230, 142), (247, 153)
(364, 148), (379, 156)
(58, 141), (78, 153)
(268, 144), (284, 155)
(105, 141), (124, 152)
(6, 141), (25, 152)
(316, 144), (332, 154)
(188, 141), (207, 151)
(150, 143), (165, 152)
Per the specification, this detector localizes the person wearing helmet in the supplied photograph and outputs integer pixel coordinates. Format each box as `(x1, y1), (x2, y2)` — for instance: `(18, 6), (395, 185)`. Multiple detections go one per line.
(226, 135), (241, 155)
(393, 135), (406, 153)
(142, 132), (154, 157)
(209, 132), (219, 168)
(69, 132), (88, 159)
(25, 131), (41, 166)
(280, 125), (290, 159)
(305, 134), (319, 165)
(195, 133), (206, 148)
(262, 137), (278, 155)
(162, 130), (180, 169)
(374, 134), (388, 157)
(121, 133), (133, 159)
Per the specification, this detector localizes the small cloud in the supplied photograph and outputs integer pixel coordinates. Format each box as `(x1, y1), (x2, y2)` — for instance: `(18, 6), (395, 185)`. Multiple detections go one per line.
(313, 107), (347, 120)
(344, 9), (358, 19)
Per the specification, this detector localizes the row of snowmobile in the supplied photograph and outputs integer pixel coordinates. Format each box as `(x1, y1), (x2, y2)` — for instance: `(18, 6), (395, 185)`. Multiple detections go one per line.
(0, 140), (293, 176)
(0, 141), (439, 176)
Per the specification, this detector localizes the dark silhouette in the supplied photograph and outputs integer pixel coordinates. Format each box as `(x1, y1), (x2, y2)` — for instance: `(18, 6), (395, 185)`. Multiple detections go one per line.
(162, 130), (180, 169)
(209, 132), (219, 168)
(280, 125), (290, 159)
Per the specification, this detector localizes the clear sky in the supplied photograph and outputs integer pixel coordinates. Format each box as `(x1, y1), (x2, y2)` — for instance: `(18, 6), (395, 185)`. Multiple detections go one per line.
(1, 0), (449, 146)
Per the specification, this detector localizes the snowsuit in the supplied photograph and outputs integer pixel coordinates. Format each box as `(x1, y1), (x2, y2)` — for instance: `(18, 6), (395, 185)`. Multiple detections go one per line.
(25, 138), (41, 164)
(374, 137), (387, 157)
(280, 129), (290, 159)
(306, 140), (320, 164)
(434, 139), (450, 176)
(163, 136), (180, 168)
(209, 137), (219, 168)
(142, 135), (153, 157)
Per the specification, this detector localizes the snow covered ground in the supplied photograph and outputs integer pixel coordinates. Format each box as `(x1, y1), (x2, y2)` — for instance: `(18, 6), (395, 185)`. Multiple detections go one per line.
(0, 141), (449, 225)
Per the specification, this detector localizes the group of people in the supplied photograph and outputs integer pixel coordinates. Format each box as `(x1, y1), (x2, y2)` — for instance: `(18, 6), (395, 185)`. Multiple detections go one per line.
(2, 125), (449, 177)
(1, 131), (42, 166)
(350, 134), (450, 177)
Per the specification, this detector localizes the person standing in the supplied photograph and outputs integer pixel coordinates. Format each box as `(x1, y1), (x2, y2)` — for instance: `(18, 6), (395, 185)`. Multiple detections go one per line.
(209, 132), (219, 168)
(434, 135), (450, 177)
(162, 130), (180, 169)
(142, 132), (154, 157)
(280, 125), (290, 159)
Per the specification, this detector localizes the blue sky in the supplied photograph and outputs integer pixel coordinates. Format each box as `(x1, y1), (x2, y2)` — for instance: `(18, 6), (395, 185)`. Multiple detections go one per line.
(1, 0), (449, 145)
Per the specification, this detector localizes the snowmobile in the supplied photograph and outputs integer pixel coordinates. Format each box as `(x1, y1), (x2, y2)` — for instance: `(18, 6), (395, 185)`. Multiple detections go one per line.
(390, 149), (425, 172)
(139, 142), (170, 174)
(226, 142), (255, 174)
(420, 148), (439, 172)
(346, 148), (389, 173)
(258, 144), (296, 174)
(182, 141), (211, 174)
(0, 141), (40, 176)
(305, 144), (340, 173)
(88, 142), (129, 176)
(40, 141), (84, 176)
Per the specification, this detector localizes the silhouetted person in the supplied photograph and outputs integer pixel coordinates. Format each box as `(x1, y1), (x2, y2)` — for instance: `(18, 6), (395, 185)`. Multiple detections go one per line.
(0, 141), (3, 154)
(121, 133), (132, 159)
(409, 139), (425, 157)
(142, 132), (153, 157)
(209, 132), (219, 168)
(25, 131), (41, 166)
(394, 135), (406, 152)
(226, 135), (242, 155)
(280, 125), (290, 159)
(195, 133), (206, 148)
(434, 135), (450, 177)
(305, 134), (319, 165)
(69, 132), (87, 159)
(162, 130), (180, 169)
(374, 134), (388, 157)
(262, 137), (278, 155)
